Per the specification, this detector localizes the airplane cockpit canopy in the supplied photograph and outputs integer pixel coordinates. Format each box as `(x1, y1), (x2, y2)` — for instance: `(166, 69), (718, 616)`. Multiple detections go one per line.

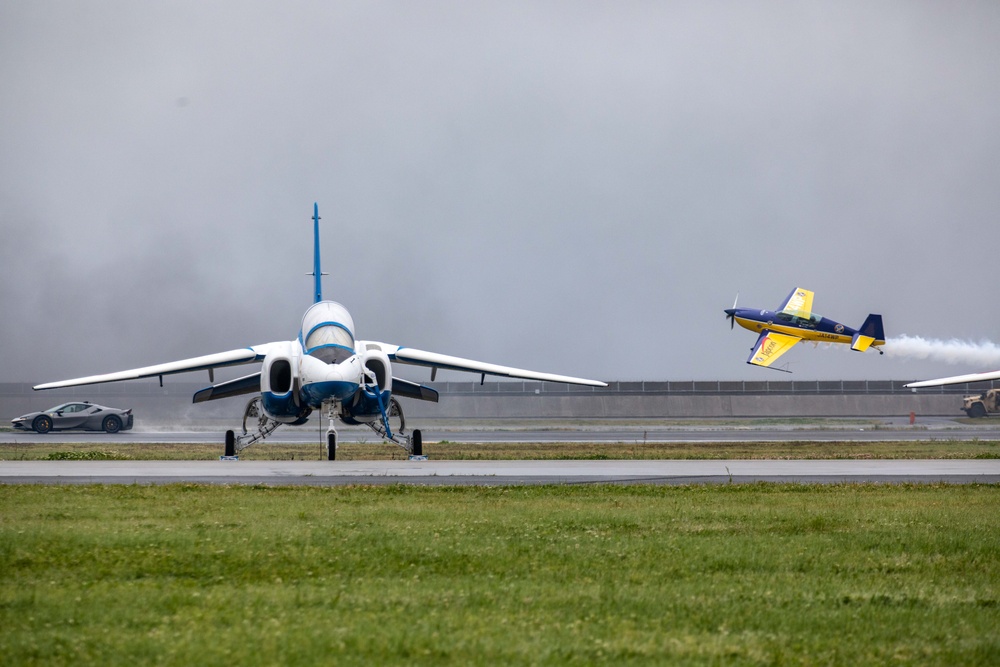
(777, 311), (822, 326)
(300, 301), (356, 364)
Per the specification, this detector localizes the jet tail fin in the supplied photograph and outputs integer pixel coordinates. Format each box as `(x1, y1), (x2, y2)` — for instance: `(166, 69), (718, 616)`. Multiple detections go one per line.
(851, 314), (885, 352)
(309, 203), (328, 303)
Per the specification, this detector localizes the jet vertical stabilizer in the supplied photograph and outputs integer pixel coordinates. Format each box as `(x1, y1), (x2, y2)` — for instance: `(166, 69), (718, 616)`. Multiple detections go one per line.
(851, 314), (885, 352)
(310, 202), (328, 304)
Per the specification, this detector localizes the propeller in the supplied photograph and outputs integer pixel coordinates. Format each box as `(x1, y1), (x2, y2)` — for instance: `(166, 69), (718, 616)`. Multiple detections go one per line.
(724, 293), (739, 330)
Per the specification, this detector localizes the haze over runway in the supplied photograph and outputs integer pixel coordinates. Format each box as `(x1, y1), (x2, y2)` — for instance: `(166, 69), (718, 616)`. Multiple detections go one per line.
(3, 3), (1000, 390)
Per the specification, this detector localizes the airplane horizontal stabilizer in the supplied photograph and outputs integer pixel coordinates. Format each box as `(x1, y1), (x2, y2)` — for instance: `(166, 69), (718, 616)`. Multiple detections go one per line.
(391, 377), (439, 403)
(192, 373), (262, 403)
(850, 334), (875, 352)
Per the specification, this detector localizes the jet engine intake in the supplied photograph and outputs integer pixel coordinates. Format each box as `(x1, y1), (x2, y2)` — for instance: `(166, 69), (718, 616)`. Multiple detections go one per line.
(342, 349), (393, 424)
(260, 342), (311, 423)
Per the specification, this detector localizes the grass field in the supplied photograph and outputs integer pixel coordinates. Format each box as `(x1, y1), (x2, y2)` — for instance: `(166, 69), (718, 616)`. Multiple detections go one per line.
(2, 483), (999, 665)
(3, 438), (1000, 461)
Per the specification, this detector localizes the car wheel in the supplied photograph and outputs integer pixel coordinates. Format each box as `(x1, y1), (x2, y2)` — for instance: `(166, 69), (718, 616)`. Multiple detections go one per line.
(103, 415), (123, 433)
(33, 415), (52, 434)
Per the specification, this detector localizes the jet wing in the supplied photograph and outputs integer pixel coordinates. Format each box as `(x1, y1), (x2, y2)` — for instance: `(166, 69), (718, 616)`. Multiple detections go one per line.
(192, 372), (262, 403)
(905, 370), (1000, 389)
(370, 342), (607, 387)
(33, 344), (280, 390)
(777, 287), (814, 319)
(747, 330), (801, 370)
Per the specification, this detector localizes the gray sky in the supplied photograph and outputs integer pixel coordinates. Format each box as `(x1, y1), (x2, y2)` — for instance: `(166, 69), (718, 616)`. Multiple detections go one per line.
(2, 1), (1000, 385)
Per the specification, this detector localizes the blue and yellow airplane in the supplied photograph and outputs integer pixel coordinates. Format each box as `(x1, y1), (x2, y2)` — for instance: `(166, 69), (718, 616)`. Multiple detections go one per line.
(724, 288), (885, 371)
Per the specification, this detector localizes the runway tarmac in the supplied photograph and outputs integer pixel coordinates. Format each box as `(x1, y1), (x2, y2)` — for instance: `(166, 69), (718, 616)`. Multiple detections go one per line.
(2, 417), (996, 445)
(2, 459), (998, 486)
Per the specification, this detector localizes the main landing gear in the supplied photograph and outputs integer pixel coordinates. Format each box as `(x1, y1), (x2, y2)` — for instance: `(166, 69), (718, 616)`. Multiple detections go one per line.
(324, 398), (423, 460)
(223, 397), (282, 458)
(222, 396), (423, 459)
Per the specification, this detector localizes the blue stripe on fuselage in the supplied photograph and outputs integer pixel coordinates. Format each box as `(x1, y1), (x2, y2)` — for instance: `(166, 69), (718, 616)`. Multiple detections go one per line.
(299, 380), (360, 408)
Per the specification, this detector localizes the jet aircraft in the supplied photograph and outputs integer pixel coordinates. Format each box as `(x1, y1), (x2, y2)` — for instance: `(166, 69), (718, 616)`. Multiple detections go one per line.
(35, 204), (607, 458)
(724, 288), (885, 371)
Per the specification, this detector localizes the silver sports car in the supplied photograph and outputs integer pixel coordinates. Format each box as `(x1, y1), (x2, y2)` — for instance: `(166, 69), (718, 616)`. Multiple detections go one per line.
(11, 401), (134, 434)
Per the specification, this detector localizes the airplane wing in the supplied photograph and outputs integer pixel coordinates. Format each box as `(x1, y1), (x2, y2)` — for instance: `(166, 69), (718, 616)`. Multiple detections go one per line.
(33, 344), (281, 390)
(36, 340), (607, 391)
(372, 342), (607, 387)
(777, 287), (814, 319)
(905, 370), (1000, 389)
(747, 330), (801, 370)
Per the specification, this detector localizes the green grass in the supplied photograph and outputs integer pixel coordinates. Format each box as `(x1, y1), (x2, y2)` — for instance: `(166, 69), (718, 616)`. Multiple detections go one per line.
(2, 483), (999, 665)
(3, 438), (1000, 461)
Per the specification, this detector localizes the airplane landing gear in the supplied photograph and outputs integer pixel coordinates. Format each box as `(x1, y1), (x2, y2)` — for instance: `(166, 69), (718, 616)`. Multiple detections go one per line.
(325, 401), (338, 461)
(359, 397), (423, 457)
(222, 397), (282, 458)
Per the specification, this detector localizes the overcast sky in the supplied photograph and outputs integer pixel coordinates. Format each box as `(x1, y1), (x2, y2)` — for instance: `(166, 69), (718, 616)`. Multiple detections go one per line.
(2, 1), (1000, 386)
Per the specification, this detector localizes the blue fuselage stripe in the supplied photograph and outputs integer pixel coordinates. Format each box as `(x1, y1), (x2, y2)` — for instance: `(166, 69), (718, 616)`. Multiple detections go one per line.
(299, 380), (359, 408)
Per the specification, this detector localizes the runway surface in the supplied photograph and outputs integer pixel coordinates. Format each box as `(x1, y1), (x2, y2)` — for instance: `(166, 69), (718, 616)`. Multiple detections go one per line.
(2, 459), (998, 486)
(2, 418), (997, 445)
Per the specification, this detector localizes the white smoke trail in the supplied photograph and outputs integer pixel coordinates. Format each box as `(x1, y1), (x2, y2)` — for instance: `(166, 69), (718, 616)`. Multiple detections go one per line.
(883, 335), (1000, 366)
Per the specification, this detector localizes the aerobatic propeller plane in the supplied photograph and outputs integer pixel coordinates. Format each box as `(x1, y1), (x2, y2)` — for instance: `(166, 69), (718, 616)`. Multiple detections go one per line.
(35, 204), (606, 458)
(724, 288), (885, 371)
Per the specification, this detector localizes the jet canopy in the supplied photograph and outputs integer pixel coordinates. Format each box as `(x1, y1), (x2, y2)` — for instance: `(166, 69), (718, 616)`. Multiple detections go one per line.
(300, 301), (356, 363)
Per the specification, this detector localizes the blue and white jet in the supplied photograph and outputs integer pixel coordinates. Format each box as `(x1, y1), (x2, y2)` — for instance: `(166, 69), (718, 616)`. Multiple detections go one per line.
(35, 204), (607, 458)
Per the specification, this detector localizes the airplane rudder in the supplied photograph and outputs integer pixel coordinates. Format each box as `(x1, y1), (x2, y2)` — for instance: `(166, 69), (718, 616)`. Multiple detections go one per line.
(860, 313), (885, 341)
(312, 203), (322, 303)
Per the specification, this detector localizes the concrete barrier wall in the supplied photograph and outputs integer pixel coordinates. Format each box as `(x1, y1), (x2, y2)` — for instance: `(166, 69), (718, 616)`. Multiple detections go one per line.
(400, 393), (961, 419)
(1, 380), (983, 422)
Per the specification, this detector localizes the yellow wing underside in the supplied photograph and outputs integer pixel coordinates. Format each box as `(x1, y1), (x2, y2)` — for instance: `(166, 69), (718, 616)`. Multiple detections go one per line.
(778, 288), (814, 319)
(748, 331), (802, 368)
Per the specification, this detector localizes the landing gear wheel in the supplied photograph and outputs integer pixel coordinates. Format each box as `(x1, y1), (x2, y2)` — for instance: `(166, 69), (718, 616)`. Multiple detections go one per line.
(102, 415), (122, 434)
(33, 415), (52, 434)
(411, 429), (422, 456)
(327, 432), (337, 460)
(225, 430), (236, 457)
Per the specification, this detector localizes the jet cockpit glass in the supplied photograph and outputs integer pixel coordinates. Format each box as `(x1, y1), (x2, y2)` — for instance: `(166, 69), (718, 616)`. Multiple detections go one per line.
(300, 301), (356, 364)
